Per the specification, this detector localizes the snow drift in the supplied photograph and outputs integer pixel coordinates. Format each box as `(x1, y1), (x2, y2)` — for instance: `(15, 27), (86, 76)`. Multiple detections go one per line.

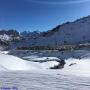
(0, 52), (59, 71)
(1, 50), (90, 77)
(0, 53), (33, 71)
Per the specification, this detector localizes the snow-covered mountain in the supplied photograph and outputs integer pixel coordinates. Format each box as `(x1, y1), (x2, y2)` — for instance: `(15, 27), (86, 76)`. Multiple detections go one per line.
(11, 15), (90, 49)
(0, 30), (20, 50)
(1, 15), (90, 50)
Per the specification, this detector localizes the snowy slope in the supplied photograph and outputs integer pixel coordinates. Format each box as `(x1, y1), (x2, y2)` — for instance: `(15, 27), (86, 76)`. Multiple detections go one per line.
(0, 53), (32, 71)
(1, 52), (90, 90)
(1, 71), (90, 90)
(0, 34), (11, 41)
(41, 16), (90, 45)
(0, 52), (59, 71)
(34, 16), (90, 46)
(44, 16), (90, 44)
(1, 50), (90, 76)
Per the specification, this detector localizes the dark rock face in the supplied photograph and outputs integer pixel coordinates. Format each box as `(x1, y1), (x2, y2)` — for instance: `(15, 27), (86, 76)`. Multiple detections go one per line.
(69, 63), (77, 66)
(0, 40), (9, 50)
(50, 60), (66, 69)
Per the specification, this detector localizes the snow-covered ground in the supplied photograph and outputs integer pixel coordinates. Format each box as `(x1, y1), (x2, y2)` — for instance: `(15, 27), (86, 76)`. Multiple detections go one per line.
(0, 71), (90, 90)
(0, 51), (60, 71)
(0, 50), (90, 77)
(1, 50), (90, 90)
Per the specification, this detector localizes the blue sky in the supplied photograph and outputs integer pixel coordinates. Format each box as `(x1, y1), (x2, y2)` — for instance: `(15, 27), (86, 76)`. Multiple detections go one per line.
(0, 0), (90, 32)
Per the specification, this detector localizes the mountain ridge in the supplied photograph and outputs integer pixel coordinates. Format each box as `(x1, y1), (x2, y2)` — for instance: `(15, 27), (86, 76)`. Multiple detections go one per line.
(0, 15), (90, 50)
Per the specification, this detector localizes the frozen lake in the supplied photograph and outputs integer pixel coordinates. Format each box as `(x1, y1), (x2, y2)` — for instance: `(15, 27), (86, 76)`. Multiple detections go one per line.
(0, 71), (90, 90)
